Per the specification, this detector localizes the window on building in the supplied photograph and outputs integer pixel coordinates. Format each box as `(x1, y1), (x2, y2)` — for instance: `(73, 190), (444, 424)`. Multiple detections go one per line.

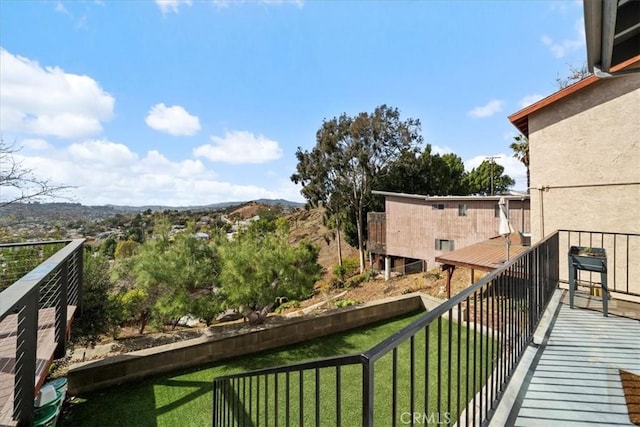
(435, 239), (455, 251)
(494, 204), (501, 218)
(432, 203), (445, 210)
(458, 204), (467, 216)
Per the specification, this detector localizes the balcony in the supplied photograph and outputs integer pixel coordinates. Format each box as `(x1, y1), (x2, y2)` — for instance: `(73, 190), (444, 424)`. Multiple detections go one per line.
(212, 230), (639, 426)
(0, 239), (84, 426)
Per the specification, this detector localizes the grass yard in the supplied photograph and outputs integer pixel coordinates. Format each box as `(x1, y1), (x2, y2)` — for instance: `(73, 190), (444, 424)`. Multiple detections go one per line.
(61, 311), (495, 426)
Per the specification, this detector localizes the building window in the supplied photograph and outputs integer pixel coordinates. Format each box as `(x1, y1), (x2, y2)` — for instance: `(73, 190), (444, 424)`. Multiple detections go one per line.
(458, 204), (467, 216)
(435, 239), (455, 251)
(494, 204), (501, 218)
(432, 203), (445, 210)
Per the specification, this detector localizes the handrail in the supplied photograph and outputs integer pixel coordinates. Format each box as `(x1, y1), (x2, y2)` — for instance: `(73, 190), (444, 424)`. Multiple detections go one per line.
(363, 230), (557, 363)
(0, 239), (73, 249)
(557, 229), (640, 237)
(213, 231), (561, 426)
(0, 239), (84, 426)
(0, 239), (84, 318)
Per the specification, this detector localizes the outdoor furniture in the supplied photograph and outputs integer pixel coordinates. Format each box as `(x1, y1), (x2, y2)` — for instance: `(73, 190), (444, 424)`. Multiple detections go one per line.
(569, 246), (608, 316)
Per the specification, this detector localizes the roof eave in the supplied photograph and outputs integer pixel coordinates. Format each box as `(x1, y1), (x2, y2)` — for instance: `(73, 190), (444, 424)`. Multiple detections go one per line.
(508, 54), (640, 137)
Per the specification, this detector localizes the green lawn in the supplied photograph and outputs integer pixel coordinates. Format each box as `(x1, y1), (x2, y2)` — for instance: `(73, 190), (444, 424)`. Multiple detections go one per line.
(62, 312), (495, 426)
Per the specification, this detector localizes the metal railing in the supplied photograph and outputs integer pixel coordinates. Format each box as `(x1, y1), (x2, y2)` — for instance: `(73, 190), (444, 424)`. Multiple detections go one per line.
(558, 230), (639, 297)
(212, 232), (559, 426)
(0, 239), (84, 426)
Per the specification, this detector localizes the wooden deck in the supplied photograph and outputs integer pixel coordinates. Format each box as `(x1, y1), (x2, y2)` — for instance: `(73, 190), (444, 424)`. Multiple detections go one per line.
(506, 296), (640, 426)
(0, 306), (75, 426)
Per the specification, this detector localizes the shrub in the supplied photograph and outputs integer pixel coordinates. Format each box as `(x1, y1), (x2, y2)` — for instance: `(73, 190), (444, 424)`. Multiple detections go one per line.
(275, 300), (301, 314)
(335, 298), (361, 308)
(344, 271), (371, 289)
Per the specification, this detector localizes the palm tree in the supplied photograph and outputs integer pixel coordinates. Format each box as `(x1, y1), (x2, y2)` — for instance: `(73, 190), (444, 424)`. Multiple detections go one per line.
(510, 134), (530, 191)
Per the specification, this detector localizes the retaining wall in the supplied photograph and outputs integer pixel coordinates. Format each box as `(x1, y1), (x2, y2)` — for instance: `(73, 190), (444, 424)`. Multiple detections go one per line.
(68, 293), (441, 394)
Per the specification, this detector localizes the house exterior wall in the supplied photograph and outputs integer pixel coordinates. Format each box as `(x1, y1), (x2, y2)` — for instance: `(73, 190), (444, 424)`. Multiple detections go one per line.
(528, 74), (640, 241)
(382, 196), (530, 267)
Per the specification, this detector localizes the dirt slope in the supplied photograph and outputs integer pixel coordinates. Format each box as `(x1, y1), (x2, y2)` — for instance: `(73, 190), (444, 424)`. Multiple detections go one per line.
(286, 207), (359, 273)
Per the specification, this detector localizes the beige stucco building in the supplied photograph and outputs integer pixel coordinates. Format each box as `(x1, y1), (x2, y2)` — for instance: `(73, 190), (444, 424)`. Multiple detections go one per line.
(509, 55), (640, 298)
(368, 191), (530, 272)
(509, 56), (640, 241)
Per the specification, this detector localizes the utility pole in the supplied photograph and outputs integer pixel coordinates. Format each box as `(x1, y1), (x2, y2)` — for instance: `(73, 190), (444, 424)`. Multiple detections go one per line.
(486, 156), (499, 196)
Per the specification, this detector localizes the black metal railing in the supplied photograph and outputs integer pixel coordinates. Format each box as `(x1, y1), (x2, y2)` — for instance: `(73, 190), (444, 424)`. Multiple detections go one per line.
(558, 230), (639, 297)
(213, 232), (559, 426)
(0, 239), (84, 426)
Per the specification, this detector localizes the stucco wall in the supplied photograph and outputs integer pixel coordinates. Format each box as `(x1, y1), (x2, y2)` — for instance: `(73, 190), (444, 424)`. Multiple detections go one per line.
(528, 74), (640, 241)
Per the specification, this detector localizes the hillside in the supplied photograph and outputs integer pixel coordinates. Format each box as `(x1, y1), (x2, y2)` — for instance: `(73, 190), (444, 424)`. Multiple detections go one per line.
(286, 207), (359, 275)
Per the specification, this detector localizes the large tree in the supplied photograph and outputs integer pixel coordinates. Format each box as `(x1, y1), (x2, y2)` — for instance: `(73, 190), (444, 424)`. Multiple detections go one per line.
(377, 145), (471, 198)
(510, 134), (530, 191)
(0, 140), (72, 207)
(466, 160), (515, 195)
(292, 105), (422, 272)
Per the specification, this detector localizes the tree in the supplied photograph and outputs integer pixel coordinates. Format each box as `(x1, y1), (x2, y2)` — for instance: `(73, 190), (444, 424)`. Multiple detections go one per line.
(112, 228), (221, 334)
(292, 105), (423, 272)
(71, 251), (121, 347)
(376, 145), (471, 199)
(114, 240), (140, 260)
(466, 160), (515, 195)
(441, 153), (469, 195)
(0, 140), (72, 207)
(219, 222), (321, 324)
(510, 134), (530, 191)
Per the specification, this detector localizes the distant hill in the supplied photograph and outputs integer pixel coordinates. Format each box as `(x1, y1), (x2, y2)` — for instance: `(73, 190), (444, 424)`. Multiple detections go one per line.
(104, 198), (304, 212)
(0, 199), (303, 217)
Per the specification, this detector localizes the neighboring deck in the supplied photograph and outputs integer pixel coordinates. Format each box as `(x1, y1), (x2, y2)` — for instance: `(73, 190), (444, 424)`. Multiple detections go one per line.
(0, 306), (75, 426)
(494, 291), (640, 426)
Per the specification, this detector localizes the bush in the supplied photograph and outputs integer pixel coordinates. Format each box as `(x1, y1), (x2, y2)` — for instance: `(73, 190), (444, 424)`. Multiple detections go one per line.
(275, 300), (301, 314)
(345, 272), (368, 288)
(332, 257), (360, 281)
(335, 298), (361, 308)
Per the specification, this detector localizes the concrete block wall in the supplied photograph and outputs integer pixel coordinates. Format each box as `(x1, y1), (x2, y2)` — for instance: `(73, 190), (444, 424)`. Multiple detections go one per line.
(67, 293), (427, 394)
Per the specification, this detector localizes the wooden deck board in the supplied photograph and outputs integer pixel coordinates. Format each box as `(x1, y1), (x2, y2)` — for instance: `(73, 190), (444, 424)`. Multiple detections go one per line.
(0, 306), (76, 426)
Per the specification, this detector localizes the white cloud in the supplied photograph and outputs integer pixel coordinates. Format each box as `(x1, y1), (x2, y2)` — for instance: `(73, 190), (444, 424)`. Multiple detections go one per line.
(0, 48), (114, 139)
(464, 154), (527, 191)
(0, 140), (298, 206)
(155, 0), (192, 14)
(145, 103), (201, 136)
(55, 2), (70, 15)
(194, 130), (283, 164)
(430, 145), (454, 156)
(541, 19), (585, 58)
(21, 138), (52, 151)
(468, 99), (504, 118)
(518, 94), (544, 109)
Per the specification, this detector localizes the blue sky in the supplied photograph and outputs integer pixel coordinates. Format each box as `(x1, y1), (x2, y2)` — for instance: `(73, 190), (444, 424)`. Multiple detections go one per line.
(0, 0), (587, 206)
